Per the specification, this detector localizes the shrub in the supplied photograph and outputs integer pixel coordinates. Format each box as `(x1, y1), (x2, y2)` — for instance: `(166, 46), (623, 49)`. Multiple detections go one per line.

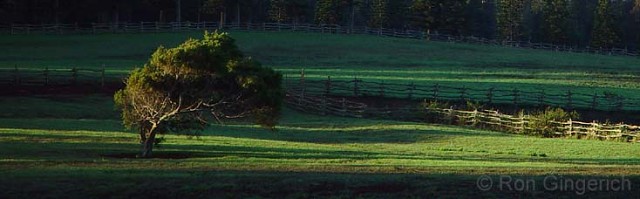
(419, 100), (451, 123)
(526, 107), (579, 138)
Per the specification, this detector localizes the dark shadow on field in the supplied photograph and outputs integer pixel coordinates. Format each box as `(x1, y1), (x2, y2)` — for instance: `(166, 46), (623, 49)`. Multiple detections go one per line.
(4, 132), (638, 166)
(2, 168), (639, 199)
(204, 124), (511, 144)
(0, 119), (125, 132)
(0, 133), (384, 161)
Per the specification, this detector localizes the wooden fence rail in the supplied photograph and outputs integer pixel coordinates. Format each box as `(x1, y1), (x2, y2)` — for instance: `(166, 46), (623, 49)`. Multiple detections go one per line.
(1, 22), (638, 57)
(0, 66), (109, 87)
(424, 108), (639, 141)
(284, 90), (639, 142)
(284, 75), (639, 112)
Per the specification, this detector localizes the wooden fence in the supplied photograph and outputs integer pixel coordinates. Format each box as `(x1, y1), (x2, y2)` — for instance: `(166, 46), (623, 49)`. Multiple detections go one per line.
(425, 108), (639, 141)
(284, 90), (640, 142)
(283, 74), (639, 112)
(0, 66), (109, 87)
(285, 90), (367, 118)
(1, 22), (638, 57)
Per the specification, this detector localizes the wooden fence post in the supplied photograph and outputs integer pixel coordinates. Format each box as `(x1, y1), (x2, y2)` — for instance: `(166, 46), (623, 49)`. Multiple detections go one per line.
(460, 86), (467, 102)
(472, 109), (478, 126)
(567, 119), (573, 137)
(432, 84), (439, 100)
(353, 77), (359, 96)
(325, 76), (331, 96)
(591, 121), (598, 138)
(520, 114), (526, 133)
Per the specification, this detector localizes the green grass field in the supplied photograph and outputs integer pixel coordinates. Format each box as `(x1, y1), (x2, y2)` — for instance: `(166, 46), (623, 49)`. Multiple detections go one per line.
(1, 96), (640, 197)
(2, 31), (640, 110)
(2, 31), (640, 197)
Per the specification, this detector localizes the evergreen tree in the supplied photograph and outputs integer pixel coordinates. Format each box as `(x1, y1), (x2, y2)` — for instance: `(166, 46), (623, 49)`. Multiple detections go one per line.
(368, 0), (388, 28)
(542, 0), (569, 44)
(591, 0), (619, 48)
(497, 0), (525, 40)
(115, 31), (283, 158)
(386, 0), (412, 29)
(268, 0), (309, 23)
(411, 0), (467, 35)
(315, 0), (339, 24)
(465, 0), (487, 37)
(269, 0), (288, 22)
(568, 0), (597, 47)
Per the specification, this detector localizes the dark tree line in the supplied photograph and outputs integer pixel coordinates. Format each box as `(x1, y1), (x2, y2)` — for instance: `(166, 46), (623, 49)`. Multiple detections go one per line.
(1, 0), (639, 48)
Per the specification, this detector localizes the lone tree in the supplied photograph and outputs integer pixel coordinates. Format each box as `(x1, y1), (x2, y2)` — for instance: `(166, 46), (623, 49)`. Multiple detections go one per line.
(114, 31), (283, 158)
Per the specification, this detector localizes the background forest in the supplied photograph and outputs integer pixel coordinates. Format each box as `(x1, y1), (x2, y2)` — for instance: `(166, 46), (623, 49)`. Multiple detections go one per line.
(1, 0), (639, 49)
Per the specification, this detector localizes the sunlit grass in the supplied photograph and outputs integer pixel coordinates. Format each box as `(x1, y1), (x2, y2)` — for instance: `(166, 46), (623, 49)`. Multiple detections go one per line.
(2, 31), (640, 198)
(1, 106), (639, 172)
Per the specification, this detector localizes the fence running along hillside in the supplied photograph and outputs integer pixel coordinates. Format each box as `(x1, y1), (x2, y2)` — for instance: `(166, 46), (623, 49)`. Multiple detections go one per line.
(285, 90), (640, 142)
(0, 66), (110, 87)
(284, 75), (640, 112)
(285, 90), (366, 118)
(4, 65), (638, 112)
(425, 108), (639, 141)
(2, 22), (638, 57)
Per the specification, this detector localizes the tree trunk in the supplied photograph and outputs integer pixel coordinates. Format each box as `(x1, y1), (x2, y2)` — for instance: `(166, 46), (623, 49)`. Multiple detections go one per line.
(350, 2), (355, 33)
(139, 123), (158, 158)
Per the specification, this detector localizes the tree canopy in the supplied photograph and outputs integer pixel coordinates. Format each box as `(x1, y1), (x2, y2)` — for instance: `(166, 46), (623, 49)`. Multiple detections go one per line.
(114, 31), (283, 158)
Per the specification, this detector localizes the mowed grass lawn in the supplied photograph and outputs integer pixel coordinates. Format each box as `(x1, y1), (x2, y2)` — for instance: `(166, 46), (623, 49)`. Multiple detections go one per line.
(1, 96), (640, 198)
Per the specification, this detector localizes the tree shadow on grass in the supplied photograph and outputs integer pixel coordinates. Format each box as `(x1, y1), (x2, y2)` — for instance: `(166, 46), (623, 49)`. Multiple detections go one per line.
(0, 137), (385, 161)
(203, 124), (512, 144)
(2, 168), (640, 199)
(0, 118), (125, 132)
(3, 133), (640, 168)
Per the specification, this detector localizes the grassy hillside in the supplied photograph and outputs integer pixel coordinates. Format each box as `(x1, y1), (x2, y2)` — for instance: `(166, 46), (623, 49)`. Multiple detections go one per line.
(2, 31), (640, 197)
(2, 31), (640, 108)
(0, 96), (639, 198)
(2, 31), (638, 70)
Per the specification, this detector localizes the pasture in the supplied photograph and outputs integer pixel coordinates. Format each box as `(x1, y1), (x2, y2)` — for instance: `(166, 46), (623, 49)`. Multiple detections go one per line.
(2, 31), (640, 111)
(1, 96), (640, 198)
(1, 31), (640, 197)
